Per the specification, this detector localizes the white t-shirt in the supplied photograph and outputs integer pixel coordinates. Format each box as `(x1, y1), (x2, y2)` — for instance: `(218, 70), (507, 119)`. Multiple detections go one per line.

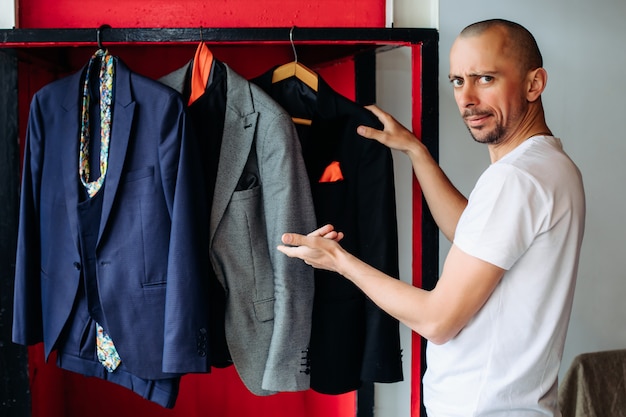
(423, 136), (586, 417)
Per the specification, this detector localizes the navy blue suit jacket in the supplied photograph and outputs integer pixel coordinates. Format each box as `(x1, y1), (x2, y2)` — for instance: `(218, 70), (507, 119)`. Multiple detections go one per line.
(13, 58), (212, 380)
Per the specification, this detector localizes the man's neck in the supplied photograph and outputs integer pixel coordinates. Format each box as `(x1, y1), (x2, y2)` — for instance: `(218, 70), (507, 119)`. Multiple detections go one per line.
(488, 107), (551, 163)
(488, 127), (552, 163)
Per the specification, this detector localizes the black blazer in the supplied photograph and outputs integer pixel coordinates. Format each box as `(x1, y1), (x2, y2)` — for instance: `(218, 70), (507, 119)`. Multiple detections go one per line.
(253, 70), (403, 394)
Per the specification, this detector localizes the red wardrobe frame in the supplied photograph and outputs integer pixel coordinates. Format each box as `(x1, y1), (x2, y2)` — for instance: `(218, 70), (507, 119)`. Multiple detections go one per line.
(0, 14), (438, 417)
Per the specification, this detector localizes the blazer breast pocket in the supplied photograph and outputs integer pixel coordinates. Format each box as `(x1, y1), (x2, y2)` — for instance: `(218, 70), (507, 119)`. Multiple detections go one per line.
(121, 166), (155, 195)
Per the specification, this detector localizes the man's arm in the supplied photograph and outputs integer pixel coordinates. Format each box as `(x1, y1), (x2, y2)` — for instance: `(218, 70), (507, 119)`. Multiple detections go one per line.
(357, 105), (467, 242)
(278, 225), (505, 344)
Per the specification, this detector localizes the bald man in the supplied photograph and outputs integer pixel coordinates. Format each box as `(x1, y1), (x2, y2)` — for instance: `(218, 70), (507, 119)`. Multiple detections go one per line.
(278, 19), (585, 416)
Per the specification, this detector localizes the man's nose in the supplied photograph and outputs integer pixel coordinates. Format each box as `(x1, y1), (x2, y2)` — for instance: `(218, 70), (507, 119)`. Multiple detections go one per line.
(456, 85), (477, 108)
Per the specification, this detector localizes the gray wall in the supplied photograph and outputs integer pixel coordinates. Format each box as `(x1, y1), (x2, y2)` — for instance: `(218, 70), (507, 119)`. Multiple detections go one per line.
(375, 0), (626, 415)
(437, 0), (626, 383)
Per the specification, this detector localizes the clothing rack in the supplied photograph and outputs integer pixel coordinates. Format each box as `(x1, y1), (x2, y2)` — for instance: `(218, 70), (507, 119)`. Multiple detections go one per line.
(0, 26), (439, 417)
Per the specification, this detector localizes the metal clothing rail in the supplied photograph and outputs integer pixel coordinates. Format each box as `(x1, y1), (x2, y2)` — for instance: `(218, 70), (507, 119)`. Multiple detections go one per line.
(0, 27), (438, 47)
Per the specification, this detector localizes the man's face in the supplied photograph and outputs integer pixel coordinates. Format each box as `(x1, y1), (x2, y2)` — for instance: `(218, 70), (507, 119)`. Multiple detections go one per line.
(448, 28), (528, 145)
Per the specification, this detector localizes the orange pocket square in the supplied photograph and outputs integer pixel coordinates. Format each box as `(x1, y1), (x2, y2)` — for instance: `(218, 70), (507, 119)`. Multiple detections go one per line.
(319, 161), (344, 183)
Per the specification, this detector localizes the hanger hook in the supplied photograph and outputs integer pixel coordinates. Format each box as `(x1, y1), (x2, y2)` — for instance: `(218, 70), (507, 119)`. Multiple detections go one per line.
(97, 24), (111, 50)
(199, 26), (203, 43)
(289, 26), (298, 63)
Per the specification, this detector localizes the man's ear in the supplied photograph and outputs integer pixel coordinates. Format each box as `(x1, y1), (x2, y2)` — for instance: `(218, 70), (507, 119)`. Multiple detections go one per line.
(526, 67), (547, 102)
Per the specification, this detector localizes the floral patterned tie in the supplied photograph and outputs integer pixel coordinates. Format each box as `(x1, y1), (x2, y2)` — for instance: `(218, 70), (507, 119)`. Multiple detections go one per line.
(80, 48), (113, 196)
(96, 323), (121, 372)
(79, 48), (121, 372)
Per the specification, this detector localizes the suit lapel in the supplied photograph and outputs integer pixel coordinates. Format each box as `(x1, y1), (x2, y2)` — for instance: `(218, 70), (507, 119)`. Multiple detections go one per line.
(210, 63), (258, 244)
(98, 58), (135, 242)
(60, 68), (86, 252)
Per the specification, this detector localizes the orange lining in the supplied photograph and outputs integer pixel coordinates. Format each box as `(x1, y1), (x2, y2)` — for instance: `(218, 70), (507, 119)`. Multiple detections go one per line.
(188, 42), (214, 106)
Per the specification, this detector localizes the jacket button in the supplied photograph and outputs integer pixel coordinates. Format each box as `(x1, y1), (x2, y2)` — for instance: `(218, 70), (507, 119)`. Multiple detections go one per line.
(197, 328), (207, 341)
(196, 328), (208, 356)
(73, 262), (81, 271)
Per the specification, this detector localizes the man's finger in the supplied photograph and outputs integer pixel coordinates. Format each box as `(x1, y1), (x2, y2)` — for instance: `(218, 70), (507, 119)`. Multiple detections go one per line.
(277, 243), (297, 256)
(323, 231), (344, 242)
(364, 104), (399, 130)
(308, 224), (334, 237)
(281, 232), (303, 246)
(364, 104), (384, 119)
(357, 124), (385, 141)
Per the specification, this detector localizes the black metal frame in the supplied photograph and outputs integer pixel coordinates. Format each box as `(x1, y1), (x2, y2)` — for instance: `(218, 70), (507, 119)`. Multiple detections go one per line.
(0, 48), (30, 417)
(0, 27), (435, 44)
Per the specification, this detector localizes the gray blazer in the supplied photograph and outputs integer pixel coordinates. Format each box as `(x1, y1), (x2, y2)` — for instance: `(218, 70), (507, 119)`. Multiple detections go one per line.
(160, 62), (316, 395)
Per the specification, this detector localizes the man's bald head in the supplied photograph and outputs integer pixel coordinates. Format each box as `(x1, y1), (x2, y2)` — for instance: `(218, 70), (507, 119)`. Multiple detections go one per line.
(459, 19), (543, 73)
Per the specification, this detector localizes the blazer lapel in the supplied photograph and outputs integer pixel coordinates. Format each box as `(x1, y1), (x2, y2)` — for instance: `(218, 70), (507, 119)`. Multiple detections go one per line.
(210, 63), (258, 244)
(98, 58), (135, 242)
(60, 68), (86, 252)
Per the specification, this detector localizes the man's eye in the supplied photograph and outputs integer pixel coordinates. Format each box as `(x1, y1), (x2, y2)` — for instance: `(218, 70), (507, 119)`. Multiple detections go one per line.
(451, 78), (463, 87)
(479, 75), (494, 84)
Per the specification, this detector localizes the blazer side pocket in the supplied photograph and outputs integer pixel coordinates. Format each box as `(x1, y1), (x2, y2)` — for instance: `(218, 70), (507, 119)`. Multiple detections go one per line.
(253, 298), (275, 322)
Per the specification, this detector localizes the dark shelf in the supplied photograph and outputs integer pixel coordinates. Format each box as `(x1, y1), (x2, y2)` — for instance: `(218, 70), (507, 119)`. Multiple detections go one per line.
(0, 27), (437, 47)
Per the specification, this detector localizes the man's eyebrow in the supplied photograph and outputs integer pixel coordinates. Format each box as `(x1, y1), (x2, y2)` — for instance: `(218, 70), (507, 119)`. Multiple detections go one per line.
(448, 71), (498, 80)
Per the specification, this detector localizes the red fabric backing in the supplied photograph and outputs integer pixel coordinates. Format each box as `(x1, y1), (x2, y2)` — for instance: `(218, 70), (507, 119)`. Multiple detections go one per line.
(28, 345), (356, 417)
(17, 0), (385, 29)
(20, 49), (359, 417)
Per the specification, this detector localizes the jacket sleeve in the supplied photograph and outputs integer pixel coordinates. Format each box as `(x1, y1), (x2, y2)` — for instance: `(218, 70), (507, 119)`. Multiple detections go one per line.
(160, 95), (212, 374)
(355, 123), (403, 383)
(258, 111), (317, 392)
(12, 93), (45, 346)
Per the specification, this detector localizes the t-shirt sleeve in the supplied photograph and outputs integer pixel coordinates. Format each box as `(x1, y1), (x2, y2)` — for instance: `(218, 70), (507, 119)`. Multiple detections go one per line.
(453, 163), (547, 270)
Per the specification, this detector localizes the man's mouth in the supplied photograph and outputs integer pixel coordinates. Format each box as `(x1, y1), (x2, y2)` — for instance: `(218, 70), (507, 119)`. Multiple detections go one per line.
(464, 113), (491, 128)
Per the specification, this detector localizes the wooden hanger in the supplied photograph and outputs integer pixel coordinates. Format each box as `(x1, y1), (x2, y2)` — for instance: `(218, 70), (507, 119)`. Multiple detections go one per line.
(272, 27), (318, 125)
(271, 61), (318, 92)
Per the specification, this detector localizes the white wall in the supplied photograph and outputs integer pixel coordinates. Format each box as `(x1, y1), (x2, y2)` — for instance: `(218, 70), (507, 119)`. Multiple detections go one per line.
(0, 0), (15, 28)
(375, 46), (417, 417)
(376, 0), (626, 415)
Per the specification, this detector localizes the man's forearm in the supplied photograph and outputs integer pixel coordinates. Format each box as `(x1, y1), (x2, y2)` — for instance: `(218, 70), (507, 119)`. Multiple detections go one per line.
(407, 141), (468, 241)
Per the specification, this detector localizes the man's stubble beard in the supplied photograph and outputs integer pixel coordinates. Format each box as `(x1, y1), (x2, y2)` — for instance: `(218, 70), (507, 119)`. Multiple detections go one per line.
(467, 122), (506, 145)
(464, 100), (527, 145)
